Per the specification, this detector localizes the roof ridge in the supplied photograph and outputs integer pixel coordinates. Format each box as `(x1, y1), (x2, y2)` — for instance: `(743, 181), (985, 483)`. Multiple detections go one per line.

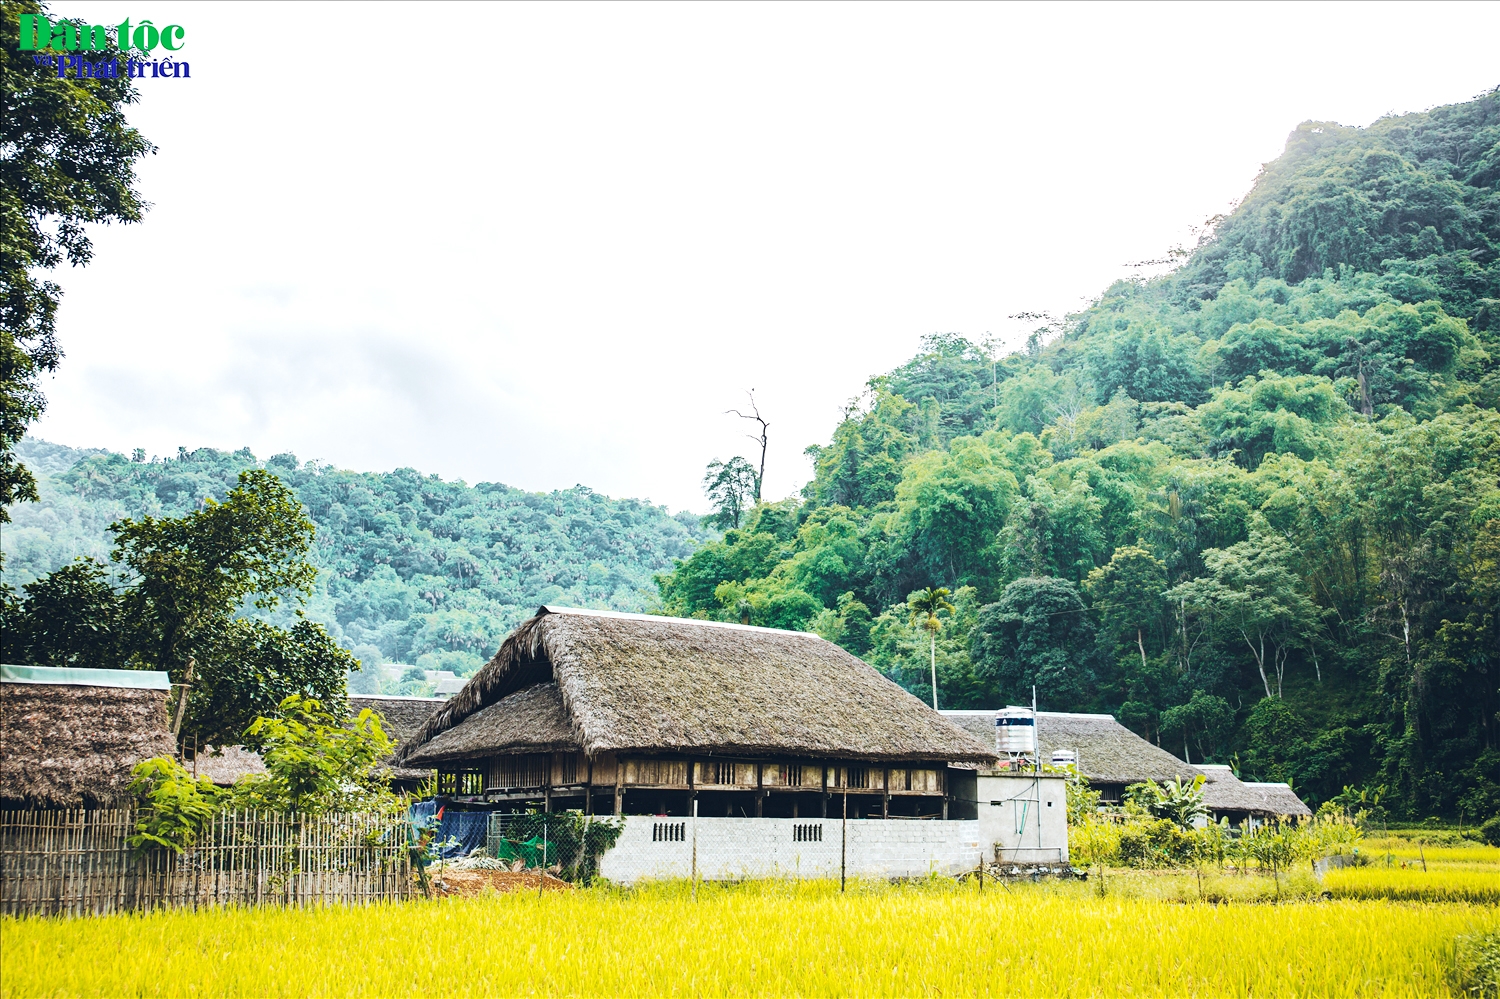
(539, 605), (824, 639)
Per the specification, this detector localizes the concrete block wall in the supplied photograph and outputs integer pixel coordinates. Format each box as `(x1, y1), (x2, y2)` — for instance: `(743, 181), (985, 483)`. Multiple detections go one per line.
(596, 816), (988, 885)
(974, 772), (1068, 864)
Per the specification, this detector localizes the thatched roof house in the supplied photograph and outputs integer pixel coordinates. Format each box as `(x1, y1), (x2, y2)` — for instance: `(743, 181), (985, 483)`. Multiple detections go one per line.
(399, 607), (995, 818)
(1, 664), (176, 808)
(1197, 764), (1312, 822)
(942, 709), (1200, 801)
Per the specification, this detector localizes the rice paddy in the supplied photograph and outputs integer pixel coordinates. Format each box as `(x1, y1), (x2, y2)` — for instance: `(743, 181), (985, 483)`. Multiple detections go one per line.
(4, 874), (1498, 997)
(1323, 840), (1500, 905)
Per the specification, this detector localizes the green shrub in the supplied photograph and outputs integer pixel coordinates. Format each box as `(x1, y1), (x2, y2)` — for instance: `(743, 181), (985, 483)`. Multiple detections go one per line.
(126, 757), (221, 855)
(1454, 931), (1500, 998)
(1480, 817), (1500, 848)
(1118, 818), (1195, 867)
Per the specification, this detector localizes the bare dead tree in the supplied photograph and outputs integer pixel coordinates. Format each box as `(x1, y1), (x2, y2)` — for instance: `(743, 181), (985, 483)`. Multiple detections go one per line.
(727, 390), (769, 502)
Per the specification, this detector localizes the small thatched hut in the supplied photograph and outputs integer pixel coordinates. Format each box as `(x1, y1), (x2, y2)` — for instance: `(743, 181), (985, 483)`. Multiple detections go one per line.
(0, 664), (176, 808)
(398, 607), (996, 818)
(942, 709), (1202, 802)
(1197, 764), (1312, 824)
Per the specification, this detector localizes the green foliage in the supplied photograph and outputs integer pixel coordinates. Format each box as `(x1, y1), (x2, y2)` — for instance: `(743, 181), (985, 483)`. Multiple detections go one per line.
(234, 695), (396, 814)
(1117, 817), (1196, 867)
(648, 97), (1500, 809)
(126, 757), (221, 856)
(3, 467), (354, 742)
(1125, 776), (1209, 829)
(702, 457), (759, 530)
(970, 577), (1098, 706)
(7, 440), (713, 679)
(0, 557), (121, 668)
(1454, 931), (1500, 999)
(1063, 768), (1102, 826)
(190, 616), (358, 747)
(0, 0), (154, 525)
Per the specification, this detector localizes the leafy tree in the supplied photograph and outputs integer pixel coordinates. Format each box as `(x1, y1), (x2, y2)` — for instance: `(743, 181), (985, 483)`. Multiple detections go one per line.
(0, 557), (121, 668)
(1243, 696), (1304, 783)
(970, 577), (1097, 706)
(1125, 775), (1208, 829)
(5, 467), (355, 743)
(906, 586), (955, 709)
(1165, 527), (1321, 699)
(189, 616), (358, 747)
(701, 456), (759, 529)
(125, 757), (220, 855)
(1, 0), (153, 528)
(1085, 545), (1168, 673)
(1159, 689), (1234, 764)
(234, 695), (395, 813)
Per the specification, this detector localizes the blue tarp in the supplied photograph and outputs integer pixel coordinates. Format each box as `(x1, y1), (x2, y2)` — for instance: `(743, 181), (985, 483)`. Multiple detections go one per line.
(409, 801), (489, 859)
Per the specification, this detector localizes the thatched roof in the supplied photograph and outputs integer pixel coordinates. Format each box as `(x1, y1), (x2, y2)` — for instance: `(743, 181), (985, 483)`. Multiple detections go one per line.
(190, 745), (267, 785)
(1, 666), (176, 807)
(410, 682), (578, 762)
(1196, 765), (1311, 817)
(349, 694), (445, 781)
(941, 709), (1200, 784)
(401, 607), (996, 767)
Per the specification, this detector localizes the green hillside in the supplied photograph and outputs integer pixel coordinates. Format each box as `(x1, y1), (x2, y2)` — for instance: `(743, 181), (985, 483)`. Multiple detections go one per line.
(656, 90), (1500, 818)
(3, 438), (713, 689)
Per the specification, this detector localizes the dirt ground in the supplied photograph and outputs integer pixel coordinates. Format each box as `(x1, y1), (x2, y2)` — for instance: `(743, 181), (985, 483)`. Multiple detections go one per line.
(429, 869), (573, 897)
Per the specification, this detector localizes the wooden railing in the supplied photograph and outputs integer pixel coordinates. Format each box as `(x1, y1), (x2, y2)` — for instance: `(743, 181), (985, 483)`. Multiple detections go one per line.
(0, 809), (413, 917)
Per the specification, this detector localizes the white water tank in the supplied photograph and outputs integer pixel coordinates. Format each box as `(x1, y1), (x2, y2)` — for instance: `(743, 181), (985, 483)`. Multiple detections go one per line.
(1050, 749), (1077, 769)
(995, 706), (1036, 754)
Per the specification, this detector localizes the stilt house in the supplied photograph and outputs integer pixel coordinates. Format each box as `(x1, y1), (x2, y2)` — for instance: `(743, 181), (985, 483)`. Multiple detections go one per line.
(398, 607), (996, 818)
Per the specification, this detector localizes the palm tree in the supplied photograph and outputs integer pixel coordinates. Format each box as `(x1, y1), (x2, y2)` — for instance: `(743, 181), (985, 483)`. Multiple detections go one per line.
(907, 587), (955, 710)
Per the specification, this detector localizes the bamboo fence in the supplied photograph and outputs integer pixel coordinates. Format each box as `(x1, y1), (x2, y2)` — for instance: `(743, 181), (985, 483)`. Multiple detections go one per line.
(0, 809), (414, 917)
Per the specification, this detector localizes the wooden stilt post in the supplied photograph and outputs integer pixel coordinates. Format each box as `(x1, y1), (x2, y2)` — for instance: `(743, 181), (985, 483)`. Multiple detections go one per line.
(840, 789), (848, 891)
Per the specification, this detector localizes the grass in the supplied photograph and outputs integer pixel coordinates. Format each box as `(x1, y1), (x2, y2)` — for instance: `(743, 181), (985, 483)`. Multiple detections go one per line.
(3, 878), (1498, 997)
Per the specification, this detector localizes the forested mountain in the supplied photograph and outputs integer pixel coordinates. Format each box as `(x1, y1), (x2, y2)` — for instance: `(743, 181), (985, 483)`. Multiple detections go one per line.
(656, 90), (1500, 819)
(3, 439), (713, 688)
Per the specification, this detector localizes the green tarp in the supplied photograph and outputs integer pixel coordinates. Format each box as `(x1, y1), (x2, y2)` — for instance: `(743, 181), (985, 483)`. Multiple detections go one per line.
(0, 663), (171, 690)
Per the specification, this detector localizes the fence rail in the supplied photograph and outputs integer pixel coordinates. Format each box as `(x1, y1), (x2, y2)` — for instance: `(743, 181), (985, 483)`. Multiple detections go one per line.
(1, 809), (413, 917)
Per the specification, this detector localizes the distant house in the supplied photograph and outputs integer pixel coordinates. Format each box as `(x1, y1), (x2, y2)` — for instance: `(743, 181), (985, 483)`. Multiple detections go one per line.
(0, 664), (176, 808)
(432, 677), (466, 699)
(943, 709), (1199, 803)
(1196, 764), (1312, 825)
(942, 709), (1312, 823)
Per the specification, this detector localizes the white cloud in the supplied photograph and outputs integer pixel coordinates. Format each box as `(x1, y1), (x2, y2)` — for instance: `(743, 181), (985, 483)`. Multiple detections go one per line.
(31, 0), (1500, 510)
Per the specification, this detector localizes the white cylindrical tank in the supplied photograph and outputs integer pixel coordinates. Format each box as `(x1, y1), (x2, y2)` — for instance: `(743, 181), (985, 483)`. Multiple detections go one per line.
(1050, 749), (1077, 769)
(995, 706), (1036, 754)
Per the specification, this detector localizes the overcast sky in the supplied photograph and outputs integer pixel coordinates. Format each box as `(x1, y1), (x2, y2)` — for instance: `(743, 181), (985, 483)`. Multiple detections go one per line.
(31, 1), (1500, 512)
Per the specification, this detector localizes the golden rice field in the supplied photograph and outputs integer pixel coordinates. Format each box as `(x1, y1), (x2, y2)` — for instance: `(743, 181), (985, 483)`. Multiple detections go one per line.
(3, 876), (1498, 998)
(1321, 840), (1500, 905)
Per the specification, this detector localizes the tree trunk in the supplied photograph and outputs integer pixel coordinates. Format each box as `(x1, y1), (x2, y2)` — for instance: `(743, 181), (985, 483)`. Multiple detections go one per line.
(1137, 627), (1147, 673)
(1245, 631), (1273, 700)
(929, 632), (939, 710)
(170, 657), (196, 739)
